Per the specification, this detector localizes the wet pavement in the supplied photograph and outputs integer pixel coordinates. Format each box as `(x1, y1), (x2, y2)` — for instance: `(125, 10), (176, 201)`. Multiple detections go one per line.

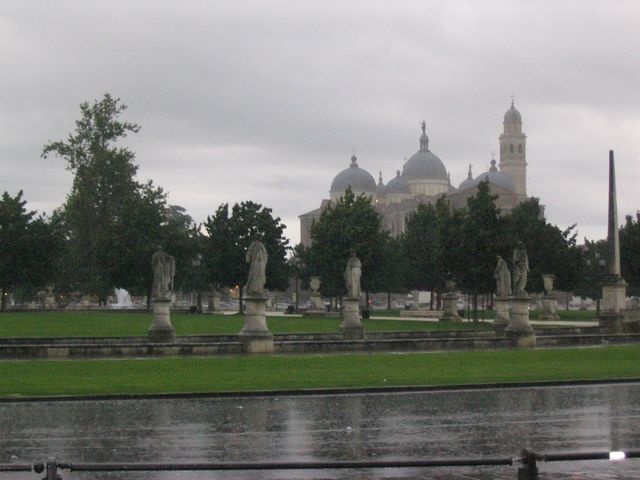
(1, 382), (640, 479)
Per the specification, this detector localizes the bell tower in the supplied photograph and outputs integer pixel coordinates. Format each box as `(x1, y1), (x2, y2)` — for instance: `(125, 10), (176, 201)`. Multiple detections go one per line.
(499, 99), (527, 197)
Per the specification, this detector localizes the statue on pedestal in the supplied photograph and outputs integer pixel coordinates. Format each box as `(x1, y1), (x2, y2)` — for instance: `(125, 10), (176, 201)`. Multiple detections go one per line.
(512, 242), (529, 296)
(494, 255), (512, 297)
(152, 246), (175, 301)
(344, 251), (362, 299)
(245, 235), (268, 296)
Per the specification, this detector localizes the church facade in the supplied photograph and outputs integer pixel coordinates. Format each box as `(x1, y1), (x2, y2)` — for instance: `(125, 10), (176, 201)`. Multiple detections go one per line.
(299, 101), (529, 247)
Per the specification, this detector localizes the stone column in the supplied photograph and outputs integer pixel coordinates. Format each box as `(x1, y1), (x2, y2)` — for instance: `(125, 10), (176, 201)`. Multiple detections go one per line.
(540, 274), (559, 321)
(505, 295), (536, 347)
(148, 299), (176, 342)
(599, 151), (627, 333)
(493, 296), (510, 333)
(239, 296), (274, 353)
(440, 281), (462, 322)
(207, 292), (221, 312)
(308, 276), (324, 311)
(340, 297), (365, 340)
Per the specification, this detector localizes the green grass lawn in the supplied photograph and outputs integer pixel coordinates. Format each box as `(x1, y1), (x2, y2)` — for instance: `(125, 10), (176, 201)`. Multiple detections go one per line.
(0, 311), (490, 338)
(2, 345), (639, 398)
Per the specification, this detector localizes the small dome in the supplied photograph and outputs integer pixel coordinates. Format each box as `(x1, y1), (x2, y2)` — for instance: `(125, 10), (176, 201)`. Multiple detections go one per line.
(504, 100), (522, 124)
(386, 170), (411, 194)
(458, 164), (475, 190)
(330, 154), (377, 195)
(473, 159), (515, 191)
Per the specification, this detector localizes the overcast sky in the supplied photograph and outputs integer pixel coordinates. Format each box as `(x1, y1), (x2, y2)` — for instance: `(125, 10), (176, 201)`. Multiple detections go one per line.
(1, 0), (638, 245)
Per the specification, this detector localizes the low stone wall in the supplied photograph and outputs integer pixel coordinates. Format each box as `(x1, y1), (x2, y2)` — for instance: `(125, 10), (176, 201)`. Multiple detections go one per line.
(1, 328), (640, 359)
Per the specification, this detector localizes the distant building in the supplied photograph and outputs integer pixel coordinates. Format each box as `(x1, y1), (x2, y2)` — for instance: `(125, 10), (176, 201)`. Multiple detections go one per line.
(299, 101), (530, 247)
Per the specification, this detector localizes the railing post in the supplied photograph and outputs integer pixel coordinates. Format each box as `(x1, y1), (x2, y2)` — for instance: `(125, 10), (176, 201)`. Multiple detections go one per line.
(44, 457), (61, 480)
(517, 449), (538, 480)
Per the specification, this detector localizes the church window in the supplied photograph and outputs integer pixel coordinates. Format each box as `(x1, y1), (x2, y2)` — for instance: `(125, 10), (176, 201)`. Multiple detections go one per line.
(509, 144), (514, 153)
(518, 144), (523, 154)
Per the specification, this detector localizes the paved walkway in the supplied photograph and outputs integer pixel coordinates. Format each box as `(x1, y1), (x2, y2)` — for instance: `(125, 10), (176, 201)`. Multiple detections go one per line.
(369, 315), (599, 328)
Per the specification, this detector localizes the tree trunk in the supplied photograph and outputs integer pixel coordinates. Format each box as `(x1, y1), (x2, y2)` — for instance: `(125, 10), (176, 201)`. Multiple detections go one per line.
(387, 291), (392, 310)
(238, 285), (244, 313)
(365, 291), (370, 310)
(596, 297), (601, 317)
(436, 291), (441, 310)
(1, 287), (6, 311)
(146, 285), (152, 311)
(473, 293), (478, 322)
(430, 289), (434, 310)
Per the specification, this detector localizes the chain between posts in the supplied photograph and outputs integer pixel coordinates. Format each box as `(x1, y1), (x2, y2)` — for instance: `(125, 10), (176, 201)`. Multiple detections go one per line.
(1, 449), (638, 480)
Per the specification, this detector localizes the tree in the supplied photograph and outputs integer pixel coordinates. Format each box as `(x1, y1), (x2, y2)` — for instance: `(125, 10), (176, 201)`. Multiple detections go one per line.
(454, 181), (506, 318)
(305, 188), (388, 302)
(0, 191), (61, 309)
(504, 198), (581, 293)
(620, 212), (640, 296)
(42, 94), (167, 303)
(203, 201), (290, 311)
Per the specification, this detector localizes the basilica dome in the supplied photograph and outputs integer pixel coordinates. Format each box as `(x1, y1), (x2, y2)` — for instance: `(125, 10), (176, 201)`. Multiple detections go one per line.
(386, 170), (411, 194)
(402, 131), (448, 182)
(473, 159), (515, 191)
(330, 154), (377, 196)
(458, 164), (475, 191)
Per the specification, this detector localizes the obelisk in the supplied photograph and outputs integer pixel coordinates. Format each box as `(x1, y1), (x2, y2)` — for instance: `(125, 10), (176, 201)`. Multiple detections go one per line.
(599, 150), (627, 333)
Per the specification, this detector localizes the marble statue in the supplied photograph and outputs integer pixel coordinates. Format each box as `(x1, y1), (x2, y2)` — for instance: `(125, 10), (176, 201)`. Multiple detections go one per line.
(494, 255), (512, 297)
(152, 247), (175, 300)
(245, 236), (268, 296)
(512, 242), (529, 296)
(344, 251), (362, 299)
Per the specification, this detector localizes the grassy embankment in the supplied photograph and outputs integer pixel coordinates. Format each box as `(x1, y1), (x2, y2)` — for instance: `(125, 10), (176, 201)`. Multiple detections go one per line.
(1, 345), (639, 398)
(0, 311), (490, 338)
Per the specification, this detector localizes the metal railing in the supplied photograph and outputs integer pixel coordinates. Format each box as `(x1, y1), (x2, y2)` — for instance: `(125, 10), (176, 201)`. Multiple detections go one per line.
(2, 448), (639, 480)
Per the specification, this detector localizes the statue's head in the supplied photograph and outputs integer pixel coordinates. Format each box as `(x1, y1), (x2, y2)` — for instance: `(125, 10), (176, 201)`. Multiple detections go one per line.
(350, 249), (357, 257)
(156, 245), (163, 252)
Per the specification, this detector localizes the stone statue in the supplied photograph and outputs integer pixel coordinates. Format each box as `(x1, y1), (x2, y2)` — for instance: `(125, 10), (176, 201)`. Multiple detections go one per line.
(245, 236), (268, 296)
(344, 251), (362, 299)
(309, 276), (321, 294)
(420, 120), (426, 134)
(152, 246), (175, 301)
(512, 242), (529, 296)
(494, 255), (512, 297)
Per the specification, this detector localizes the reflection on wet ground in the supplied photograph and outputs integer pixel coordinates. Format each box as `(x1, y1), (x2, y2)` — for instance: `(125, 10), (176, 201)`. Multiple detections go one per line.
(1, 382), (640, 479)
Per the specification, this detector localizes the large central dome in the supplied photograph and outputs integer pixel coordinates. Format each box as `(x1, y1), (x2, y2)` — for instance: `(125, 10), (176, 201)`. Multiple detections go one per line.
(402, 129), (448, 182)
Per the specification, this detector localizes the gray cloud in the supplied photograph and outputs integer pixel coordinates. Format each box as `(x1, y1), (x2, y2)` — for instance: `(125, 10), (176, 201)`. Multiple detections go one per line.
(1, 0), (638, 244)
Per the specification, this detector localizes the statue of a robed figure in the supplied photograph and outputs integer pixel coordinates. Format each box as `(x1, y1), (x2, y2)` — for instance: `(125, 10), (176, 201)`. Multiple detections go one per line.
(245, 236), (268, 297)
(344, 251), (362, 299)
(152, 246), (175, 301)
(149, 246), (176, 342)
(512, 241), (529, 296)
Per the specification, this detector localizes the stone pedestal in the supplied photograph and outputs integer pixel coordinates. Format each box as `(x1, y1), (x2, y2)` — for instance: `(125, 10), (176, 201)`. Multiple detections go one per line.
(309, 294), (324, 311)
(505, 295), (536, 347)
(599, 278), (627, 333)
(148, 299), (176, 342)
(207, 293), (221, 312)
(239, 296), (274, 353)
(340, 297), (365, 340)
(539, 295), (560, 321)
(493, 296), (511, 334)
(440, 292), (462, 322)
